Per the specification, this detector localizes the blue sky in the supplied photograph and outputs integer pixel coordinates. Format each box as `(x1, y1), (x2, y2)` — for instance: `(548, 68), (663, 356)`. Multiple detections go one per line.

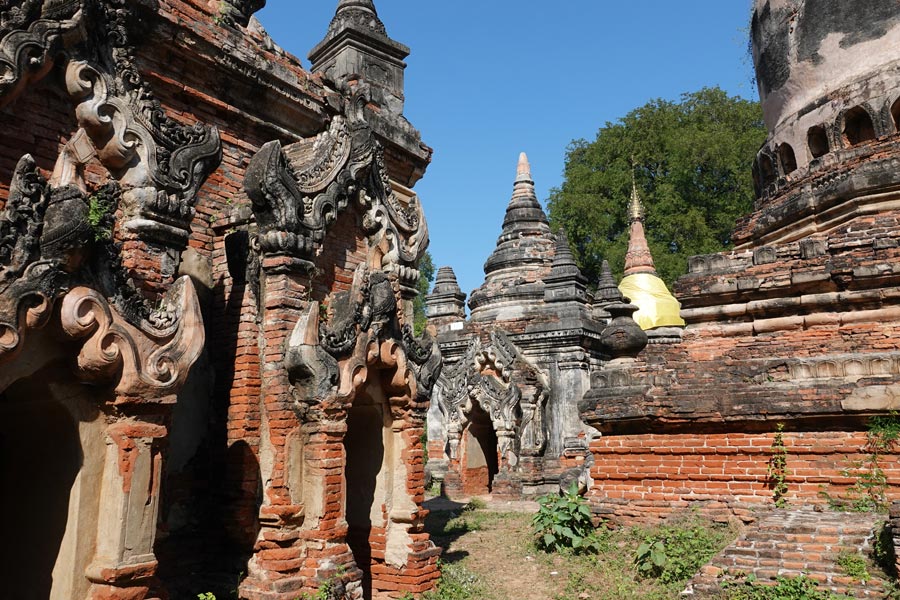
(257, 1), (758, 299)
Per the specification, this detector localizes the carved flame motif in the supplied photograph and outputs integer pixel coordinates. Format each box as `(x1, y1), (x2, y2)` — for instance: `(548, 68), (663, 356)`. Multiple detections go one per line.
(60, 277), (205, 397)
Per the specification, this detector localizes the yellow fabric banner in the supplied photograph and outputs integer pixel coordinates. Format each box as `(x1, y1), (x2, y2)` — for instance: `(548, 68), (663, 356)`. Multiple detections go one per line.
(618, 273), (686, 330)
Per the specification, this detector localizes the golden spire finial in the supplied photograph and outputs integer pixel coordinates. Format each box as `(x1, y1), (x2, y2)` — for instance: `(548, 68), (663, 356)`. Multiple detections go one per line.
(629, 169), (644, 223)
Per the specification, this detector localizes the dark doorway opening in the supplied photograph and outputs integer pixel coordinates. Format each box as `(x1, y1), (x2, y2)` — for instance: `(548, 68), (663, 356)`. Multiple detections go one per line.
(778, 143), (797, 175)
(344, 390), (386, 600)
(843, 106), (876, 146)
(0, 388), (82, 600)
(808, 125), (829, 159)
(462, 400), (499, 496)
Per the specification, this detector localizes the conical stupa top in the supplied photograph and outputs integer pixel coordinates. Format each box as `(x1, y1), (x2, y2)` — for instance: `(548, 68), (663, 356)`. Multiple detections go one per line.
(431, 266), (463, 296)
(629, 176), (645, 223)
(336, 0), (377, 14)
(618, 183), (685, 330)
(480, 153), (553, 278)
(323, 0), (387, 37)
(499, 152), (549, 234)
(595, 260), (624, 304)
(548, 228), (585, 281)
(623, 178), (657, 276)
(552, 228), (576, 267)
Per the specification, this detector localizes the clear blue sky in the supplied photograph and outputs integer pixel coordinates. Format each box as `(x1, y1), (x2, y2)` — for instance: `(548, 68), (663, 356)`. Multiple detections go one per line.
(257, 1), (758, 300)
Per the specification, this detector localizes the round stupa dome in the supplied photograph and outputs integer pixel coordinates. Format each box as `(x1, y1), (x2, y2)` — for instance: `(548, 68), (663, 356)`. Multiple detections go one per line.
(750, 0), (900, 196)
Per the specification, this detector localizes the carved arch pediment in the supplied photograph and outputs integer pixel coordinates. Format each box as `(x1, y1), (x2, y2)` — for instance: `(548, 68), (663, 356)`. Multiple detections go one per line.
(285, 264), (441, 422)
(245, 82), (428, 294)
(437, 332), (549, 461)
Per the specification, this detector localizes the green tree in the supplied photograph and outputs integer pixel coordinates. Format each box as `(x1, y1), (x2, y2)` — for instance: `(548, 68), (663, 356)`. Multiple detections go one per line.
(413, 250), (435, 335)
(547, 87), (766, 287)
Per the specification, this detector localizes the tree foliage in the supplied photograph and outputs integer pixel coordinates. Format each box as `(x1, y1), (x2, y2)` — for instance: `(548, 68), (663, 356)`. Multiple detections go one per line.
(547, 87), (766, 287)
(413, 250), (435, 335)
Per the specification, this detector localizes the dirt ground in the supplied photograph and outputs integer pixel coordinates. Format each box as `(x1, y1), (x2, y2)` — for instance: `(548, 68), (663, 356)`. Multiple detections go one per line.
(421, 496), (687, 600)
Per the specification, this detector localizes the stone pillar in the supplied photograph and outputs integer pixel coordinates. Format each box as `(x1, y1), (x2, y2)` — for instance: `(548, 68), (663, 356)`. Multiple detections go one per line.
(87, 414), (170, 600)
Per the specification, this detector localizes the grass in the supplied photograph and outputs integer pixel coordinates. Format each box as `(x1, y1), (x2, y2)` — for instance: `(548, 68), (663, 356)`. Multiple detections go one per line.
(423, 504), (741, 600)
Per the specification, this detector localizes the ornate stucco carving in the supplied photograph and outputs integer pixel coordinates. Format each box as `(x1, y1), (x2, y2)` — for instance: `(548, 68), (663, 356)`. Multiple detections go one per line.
(0, 1), (217, 395)
(285, 264), (440, 421)
(0, 155), (80, 362)
(0, 155), (205, 398)
(437, 332), (549, 465)
(1, 0), (222, 245)
(245, 83), (427, 294)
(60, 276), (204, 397)
(218, 0), (266, 28)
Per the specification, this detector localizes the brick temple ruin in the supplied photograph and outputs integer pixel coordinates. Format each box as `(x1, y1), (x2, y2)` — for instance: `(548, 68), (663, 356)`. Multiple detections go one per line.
(579, 0), (900, 524)
(424, 153), (658, 500)
(428, 0), (900, 526)
(0, 1), (440, 599)
(5, 0), (900, 598)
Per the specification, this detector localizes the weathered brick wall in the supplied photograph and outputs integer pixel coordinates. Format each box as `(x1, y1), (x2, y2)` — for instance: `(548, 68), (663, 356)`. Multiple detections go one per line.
(584, 205), (900, 524)
(590, 431), (900, 524)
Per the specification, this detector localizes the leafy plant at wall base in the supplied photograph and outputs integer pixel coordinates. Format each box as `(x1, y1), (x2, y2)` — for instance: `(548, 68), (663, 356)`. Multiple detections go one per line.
(723, 574), (846, 600)
(835, 550), (870, 583)
(821, 413), (900, 512)
(533, 482), (602, 554)
(633, 515), (736, 584)
(418, 561), (486, 600)
(197, 594), (216, 600)
(767, 423), (789, 508)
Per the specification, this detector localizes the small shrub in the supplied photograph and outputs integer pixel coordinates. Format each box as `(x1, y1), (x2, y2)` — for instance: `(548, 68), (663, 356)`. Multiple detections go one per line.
(466, 497), (487, 510)
(767, 423), (789, 508)
(634, 515), (737, 584)
(87, 186), (117, 242)
(723, 574), (846, 600)
(821, 413), (900, 512)
(835, 550), (870, 583)
(197, 594), (216, 600)
(532, 483), (602, 554)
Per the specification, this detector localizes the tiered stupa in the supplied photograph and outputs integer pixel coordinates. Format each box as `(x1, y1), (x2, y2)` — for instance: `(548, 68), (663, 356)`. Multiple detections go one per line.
(580, 0), (900, 527)
(426, 154), (645, 499)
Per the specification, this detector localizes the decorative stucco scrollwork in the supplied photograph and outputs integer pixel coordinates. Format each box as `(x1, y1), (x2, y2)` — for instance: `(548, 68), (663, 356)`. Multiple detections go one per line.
(0, 7), (82, 108)
(2, 0), (222, 246)
(60, 276), (204, 397)
(0, 155), (74, 362)
(285, 263), (440, 422)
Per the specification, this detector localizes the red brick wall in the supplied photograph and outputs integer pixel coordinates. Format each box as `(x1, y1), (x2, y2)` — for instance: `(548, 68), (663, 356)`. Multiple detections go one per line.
(589, 431), (900, 524)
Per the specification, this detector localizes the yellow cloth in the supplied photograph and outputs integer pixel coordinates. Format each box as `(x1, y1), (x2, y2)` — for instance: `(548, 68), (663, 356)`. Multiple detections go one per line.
(618, 273), (686, 330)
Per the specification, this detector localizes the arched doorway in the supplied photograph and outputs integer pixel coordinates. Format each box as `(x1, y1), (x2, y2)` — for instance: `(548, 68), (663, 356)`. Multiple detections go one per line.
(344, 376), (391, 600)
(460, 400), (499, 497)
